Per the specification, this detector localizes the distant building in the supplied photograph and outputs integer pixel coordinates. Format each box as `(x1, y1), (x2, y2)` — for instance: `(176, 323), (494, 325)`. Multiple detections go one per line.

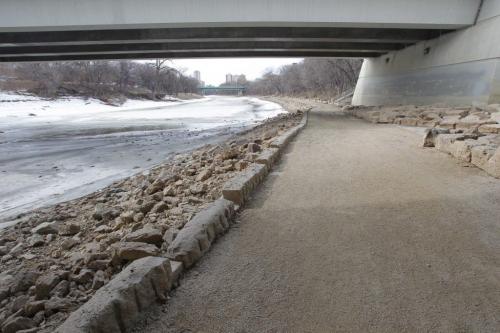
(192, 70), (204, 87)
(225, 73), (246, 86)
(193, 70), (201, 81)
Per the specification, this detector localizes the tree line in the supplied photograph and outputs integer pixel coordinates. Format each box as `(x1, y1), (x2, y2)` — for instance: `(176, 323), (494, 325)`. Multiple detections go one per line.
(247, 58), (362, 99)
(0, 58), (362, 102)
(0, 60), (199, 103)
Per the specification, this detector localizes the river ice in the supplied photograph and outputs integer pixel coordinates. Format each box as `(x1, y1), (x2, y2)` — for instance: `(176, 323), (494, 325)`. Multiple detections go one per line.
(0, 94), (285, 226)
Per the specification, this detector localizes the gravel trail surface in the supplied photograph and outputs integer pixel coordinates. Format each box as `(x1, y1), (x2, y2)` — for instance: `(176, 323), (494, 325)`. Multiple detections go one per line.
(134, 110), (500, 333)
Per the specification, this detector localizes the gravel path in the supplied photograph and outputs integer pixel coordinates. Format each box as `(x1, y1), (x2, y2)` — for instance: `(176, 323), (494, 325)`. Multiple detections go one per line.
(134, 110), (500, 333)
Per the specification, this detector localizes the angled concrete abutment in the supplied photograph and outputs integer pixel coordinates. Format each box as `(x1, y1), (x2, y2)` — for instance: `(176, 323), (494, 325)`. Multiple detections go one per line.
(352, 0), (500, 106)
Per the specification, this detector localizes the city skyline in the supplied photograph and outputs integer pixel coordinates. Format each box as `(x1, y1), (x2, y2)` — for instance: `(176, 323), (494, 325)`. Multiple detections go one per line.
(171, 58), (302, 86)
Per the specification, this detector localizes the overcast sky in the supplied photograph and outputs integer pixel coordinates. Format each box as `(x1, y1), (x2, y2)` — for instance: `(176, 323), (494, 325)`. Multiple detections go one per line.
(170, 58), (303, 86)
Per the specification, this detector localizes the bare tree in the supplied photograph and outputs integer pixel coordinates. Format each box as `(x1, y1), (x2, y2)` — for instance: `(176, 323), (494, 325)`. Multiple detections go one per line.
(10, 59), (199, 101)
(247, 58), (363, 99)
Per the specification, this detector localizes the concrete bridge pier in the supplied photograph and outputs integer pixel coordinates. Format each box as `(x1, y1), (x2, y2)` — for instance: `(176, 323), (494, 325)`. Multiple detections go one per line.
(353, 0), (500, 107)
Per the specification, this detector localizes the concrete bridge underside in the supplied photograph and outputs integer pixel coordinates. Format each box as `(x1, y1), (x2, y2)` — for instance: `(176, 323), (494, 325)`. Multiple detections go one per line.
(0, 0), (477, 62)
(0, 0), (498, 106)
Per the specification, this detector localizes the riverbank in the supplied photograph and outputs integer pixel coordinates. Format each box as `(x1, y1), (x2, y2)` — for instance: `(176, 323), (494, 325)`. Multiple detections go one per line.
(0, 95), (285, 223)
(0, 101), (302, 332)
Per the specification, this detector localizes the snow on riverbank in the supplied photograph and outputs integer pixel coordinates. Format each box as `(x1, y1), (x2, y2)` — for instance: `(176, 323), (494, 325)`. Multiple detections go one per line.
(0, 91), (202, 119)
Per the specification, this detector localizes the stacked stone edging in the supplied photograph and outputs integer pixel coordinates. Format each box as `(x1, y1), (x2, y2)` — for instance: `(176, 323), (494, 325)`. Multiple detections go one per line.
(222, 111), (308, 205)
(56, 256), (173, 333)
(427, 131), (500, 178)
(54, 111), (308, 333)
(166, 198), (235, 269)
(222, 164), (268, 205)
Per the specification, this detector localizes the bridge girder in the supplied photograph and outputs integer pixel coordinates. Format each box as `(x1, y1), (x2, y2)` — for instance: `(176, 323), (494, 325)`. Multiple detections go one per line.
(0, 27), (450, 62)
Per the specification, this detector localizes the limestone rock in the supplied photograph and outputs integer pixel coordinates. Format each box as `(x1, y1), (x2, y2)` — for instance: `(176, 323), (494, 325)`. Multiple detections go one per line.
(195, 169), (212, 182)
(1, 316), (35, 333)
(45, 297), (73, 313)
(435, 134), (466, 153)
(93, 204), (120, 221)
(35, 273), (60, 300)
(124, 228), (163, 246)
(61, 238), (80, 250)
(162, 186), (175, 196)
(12, 271), (39, 293)
(24, 300), (46, 317)
(139, 200), (156, 214)
(151, 202), (167, 214)
(119, 211), (135, 224)
(262, 129), (278, 140)
(58, 223), (80, 236)
(0, 274), (14, 302)
(28, 234), (45, 247)
(91, 271), (107, 290)
(51, 280), (70, 298)
(422, 128), (450, 147)
(163, 229), (178, 246)
(247, 143), (261, 153)
(190, 183), (207, 195)
(164, 196), (180, 206)
(55, 257), (172, 333)
(31, 221), (59, 235)
(94, 225), (112, 233)
(71, 269), (94, 285)
(478, 124), (500, 134)
(113, 242), (159, 261)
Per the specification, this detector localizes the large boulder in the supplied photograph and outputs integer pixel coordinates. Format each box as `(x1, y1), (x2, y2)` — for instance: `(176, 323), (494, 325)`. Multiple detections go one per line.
(449, 139), (482, 162)
(435, 134), (467, 154)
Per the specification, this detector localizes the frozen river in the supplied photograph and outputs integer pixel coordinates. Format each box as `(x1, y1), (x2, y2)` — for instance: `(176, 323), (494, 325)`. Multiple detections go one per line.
(0, 95), (285, 226)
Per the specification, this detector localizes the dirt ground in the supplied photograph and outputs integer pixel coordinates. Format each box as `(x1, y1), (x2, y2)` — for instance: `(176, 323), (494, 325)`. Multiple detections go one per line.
(133, 110), (500, 333)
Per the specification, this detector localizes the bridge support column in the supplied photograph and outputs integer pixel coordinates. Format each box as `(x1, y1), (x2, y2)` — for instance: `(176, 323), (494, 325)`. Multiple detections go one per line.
(353, 2), (500, 106)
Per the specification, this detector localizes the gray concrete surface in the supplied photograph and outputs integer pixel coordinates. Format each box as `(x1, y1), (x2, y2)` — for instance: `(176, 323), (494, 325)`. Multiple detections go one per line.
(0, 0), (477, 61)
(0, 0), (475, 32)
(352, 0), (500, 106)
(133, 110), (500, 333)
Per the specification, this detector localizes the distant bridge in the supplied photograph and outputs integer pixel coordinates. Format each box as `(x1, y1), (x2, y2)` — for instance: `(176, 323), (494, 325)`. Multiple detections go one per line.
(198, 86), (246, 96)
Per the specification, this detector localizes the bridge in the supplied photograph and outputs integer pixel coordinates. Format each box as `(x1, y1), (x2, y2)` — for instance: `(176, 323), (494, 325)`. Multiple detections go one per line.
(0, 0), (498, 106)
(199, 86), (246, 96)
